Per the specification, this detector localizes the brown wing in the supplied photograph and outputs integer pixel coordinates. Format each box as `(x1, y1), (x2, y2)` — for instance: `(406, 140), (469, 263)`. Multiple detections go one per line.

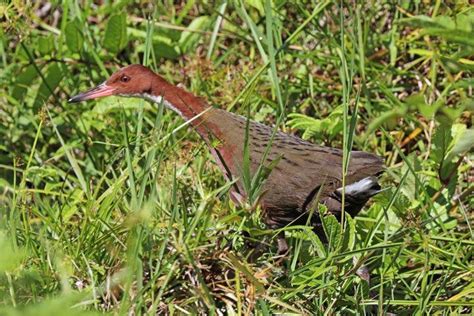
(204, 109), (384, 225)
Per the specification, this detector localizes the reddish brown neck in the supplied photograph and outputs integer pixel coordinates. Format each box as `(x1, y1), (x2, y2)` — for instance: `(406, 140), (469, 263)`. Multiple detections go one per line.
(147, 76), (209, 118)
(144, 75), (218, 140)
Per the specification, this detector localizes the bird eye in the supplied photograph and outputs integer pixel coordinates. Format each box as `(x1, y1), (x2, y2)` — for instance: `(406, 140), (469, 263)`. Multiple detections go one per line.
(120, 75), (130, 83)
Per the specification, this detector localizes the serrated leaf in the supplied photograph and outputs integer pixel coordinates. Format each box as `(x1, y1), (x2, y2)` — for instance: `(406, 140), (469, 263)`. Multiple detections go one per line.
(308, 228), (327, 257)
(103, 14), (128, 54)
(65, 20), (83, 53)
(321, 212), (342, 249)
(287, 106), (343, 140)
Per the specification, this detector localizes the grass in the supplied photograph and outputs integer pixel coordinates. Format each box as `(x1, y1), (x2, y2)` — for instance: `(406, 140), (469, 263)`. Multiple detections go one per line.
(1, 0), (473, 315)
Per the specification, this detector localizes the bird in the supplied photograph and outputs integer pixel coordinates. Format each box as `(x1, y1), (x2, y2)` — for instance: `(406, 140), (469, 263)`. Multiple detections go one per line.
(69, 64), (384, 254)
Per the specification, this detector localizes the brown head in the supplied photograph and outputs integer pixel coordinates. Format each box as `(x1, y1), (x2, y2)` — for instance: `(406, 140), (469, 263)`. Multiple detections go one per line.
(69, 63), (210, 126)
(68, 64), (159, 103)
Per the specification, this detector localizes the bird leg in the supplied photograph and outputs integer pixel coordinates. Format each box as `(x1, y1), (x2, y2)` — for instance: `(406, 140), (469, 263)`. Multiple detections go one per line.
(247, 231), (289, 262)
(247, 240), (268, 263)
(276, 232), (289, 255)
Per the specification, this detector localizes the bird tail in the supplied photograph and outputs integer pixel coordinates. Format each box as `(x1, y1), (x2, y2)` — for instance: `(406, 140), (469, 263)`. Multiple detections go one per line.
(335, 176), (383, 205)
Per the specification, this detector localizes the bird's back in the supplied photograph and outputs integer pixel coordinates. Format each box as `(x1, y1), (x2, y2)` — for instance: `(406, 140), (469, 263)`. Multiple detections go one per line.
(203, 108), (384, 228)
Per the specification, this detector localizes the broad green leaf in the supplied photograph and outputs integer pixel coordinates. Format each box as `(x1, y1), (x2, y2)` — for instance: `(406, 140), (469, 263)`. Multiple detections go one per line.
(16, 40), (31, 61)
(405, 93), (438, 118)
(431, 123), (452, 165)
(245, 0), (264, 15)
(38, 35), (55, 55)
(64, 19), (83, 53)
(430, 123), (470, 181)
(434, 15), (455, 29)
(321, 212), (342, 249)
(460, 97), (474, 111)
(307, 228), (327, 257)
(424, 29), (474, 47)
(179, 16), (210, 53)
(439, 106), (464, 122)
(448, 126), (474, 159)
(33, 63), (63, 109)
(103, 13), (128, 54)
(152, 39), (180, 59)
(366, 105), (407, 136)
(456, 13), (473, 32)
(401, 13), (474, 47)
(128, 28), (180, 59)
(12, 65), (38, 102)
(454, 80), (474, 90)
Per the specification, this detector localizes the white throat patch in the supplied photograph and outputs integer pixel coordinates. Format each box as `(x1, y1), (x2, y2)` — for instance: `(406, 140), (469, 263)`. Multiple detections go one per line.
(142, 93), (182, 116)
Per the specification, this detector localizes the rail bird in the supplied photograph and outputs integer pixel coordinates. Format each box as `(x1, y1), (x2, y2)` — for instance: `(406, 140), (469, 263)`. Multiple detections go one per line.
(69, 64), (384, 253)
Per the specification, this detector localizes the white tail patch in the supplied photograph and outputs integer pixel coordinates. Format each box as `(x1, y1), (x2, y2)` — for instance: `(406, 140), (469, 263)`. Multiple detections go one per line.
(336, 176), (381, 199)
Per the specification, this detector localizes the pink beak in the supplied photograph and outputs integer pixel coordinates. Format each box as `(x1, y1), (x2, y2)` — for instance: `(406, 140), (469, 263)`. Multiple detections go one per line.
(68, 83), (115, 103)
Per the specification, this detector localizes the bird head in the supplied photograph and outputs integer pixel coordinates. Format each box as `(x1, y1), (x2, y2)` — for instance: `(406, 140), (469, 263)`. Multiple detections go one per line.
(68, 64), (157, 103)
